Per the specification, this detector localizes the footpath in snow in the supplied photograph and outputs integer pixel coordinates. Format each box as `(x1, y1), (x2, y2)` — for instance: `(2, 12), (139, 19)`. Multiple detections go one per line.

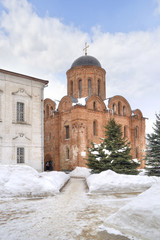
(71, 167), (160, 240)
(1, 165), (160, 239)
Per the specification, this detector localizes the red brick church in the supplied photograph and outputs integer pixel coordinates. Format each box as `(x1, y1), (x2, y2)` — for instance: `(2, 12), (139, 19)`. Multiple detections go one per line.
(44, 48), (146, 171)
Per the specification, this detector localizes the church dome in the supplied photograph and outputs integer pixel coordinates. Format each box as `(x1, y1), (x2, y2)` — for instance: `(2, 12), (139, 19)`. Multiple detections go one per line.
(71, 55), (101, 68)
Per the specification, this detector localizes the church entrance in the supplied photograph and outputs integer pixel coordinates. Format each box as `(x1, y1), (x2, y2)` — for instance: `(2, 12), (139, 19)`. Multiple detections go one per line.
(44, 154), (53, 171)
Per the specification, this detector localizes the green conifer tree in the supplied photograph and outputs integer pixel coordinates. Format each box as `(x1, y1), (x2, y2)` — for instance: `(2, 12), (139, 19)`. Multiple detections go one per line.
(87, 118), (140, 174)
(145, 113), (160, 176)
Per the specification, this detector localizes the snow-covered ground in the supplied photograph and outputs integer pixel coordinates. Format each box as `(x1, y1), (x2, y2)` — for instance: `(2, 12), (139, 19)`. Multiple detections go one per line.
(0, 165), (69, 198)
(1, 165), (160, 240)
(71, 167), (160, 239)
(0, 177), (136, 240)
(105, 183), (160, 240)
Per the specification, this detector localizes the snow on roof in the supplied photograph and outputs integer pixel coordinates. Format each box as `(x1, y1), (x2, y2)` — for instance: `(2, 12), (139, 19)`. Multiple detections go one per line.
(72, 97), (88, 106)
(103, 98), (110, 109)
(54, 100), (60, 110)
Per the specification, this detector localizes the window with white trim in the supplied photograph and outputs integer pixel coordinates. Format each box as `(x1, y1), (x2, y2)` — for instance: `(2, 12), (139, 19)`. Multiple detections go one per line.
(17, 147), (25, 163)
(17, 102), (24, 122)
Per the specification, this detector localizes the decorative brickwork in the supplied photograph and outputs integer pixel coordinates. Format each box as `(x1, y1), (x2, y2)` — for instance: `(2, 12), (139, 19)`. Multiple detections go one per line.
(44, 55), (146, 171)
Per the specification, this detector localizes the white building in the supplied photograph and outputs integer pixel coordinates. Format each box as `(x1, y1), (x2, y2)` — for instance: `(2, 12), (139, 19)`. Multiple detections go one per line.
(0, 69), (48, 171)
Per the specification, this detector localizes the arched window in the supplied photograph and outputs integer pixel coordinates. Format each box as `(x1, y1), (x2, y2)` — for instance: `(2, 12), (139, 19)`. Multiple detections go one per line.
(66, 147), (69, 159)
(88, 79), (92, 96)
(79, 79), (82, 98)
(50, 106), (53, 116)
(93, 120), (97, 136)
(93, 101), (96, 111)
(113, 104), (116, 114)
(98, 80), (100, 96)
(118, 102), (121, 115)
(123, 106), (126, 116)
(135, 147), (139, 158)
(65, 125), (69, 139)
(46, 105), (49, 118)
(135, 126), (139, 138)
(70, 81), (73, 97)
(124, 126), (127, 138)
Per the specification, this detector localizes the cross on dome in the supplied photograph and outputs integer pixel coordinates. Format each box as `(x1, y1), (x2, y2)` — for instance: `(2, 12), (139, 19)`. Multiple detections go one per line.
(83, 42), (89, 56)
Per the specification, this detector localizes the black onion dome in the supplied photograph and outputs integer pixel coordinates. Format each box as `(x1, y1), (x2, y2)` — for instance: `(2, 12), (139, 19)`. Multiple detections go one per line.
(71, 55), (101, 68)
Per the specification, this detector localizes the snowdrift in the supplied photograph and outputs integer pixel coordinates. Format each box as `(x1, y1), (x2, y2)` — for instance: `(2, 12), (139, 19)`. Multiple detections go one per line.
(86, 170), (160, 193)
(70, 167), (91, 178)
(0, 165), (70, 198)
(106, 183), (160, 239)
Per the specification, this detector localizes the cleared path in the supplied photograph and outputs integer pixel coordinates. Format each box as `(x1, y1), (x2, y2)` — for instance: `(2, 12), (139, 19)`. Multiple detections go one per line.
(0, 178), (135, 240)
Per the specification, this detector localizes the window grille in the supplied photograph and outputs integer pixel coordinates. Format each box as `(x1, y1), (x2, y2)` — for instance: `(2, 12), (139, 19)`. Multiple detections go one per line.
(17, 147), (25, 163)
(17, 102), (24, 122)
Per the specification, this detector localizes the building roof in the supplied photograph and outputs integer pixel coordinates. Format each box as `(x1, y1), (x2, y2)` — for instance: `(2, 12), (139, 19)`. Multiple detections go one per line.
(0, 69), (49, 85)
(71, 55), (101, 68)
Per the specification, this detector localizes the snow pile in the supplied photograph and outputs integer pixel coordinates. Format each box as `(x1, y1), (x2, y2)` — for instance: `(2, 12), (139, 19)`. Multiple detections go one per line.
(106, 183), (160, 239)
(70, 167), (91, 178)
(0, 165), (70, 198)
(87, 170), (160, 193)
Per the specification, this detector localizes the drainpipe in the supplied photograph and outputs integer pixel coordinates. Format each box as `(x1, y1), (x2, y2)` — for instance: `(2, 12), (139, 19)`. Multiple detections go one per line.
(41, 84), (48, 172)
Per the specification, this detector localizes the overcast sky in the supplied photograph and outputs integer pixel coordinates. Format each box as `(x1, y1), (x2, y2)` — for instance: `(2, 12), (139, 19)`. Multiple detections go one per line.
(0, 0), (160, 134)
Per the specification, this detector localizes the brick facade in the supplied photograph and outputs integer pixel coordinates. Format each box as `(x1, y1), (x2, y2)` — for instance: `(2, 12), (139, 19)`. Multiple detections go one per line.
(44, 56), (146, 171)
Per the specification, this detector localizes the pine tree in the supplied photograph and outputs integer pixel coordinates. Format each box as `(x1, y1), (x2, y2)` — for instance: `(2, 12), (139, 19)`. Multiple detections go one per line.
(87, 142), (112, 173)
(87, 118), (140, 174)
(145, 113), (160, 176)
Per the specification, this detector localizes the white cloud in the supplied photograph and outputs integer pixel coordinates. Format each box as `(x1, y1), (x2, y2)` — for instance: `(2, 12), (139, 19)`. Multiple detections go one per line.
(154, 0), (160, 15)
(0, 0), (160, 134)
